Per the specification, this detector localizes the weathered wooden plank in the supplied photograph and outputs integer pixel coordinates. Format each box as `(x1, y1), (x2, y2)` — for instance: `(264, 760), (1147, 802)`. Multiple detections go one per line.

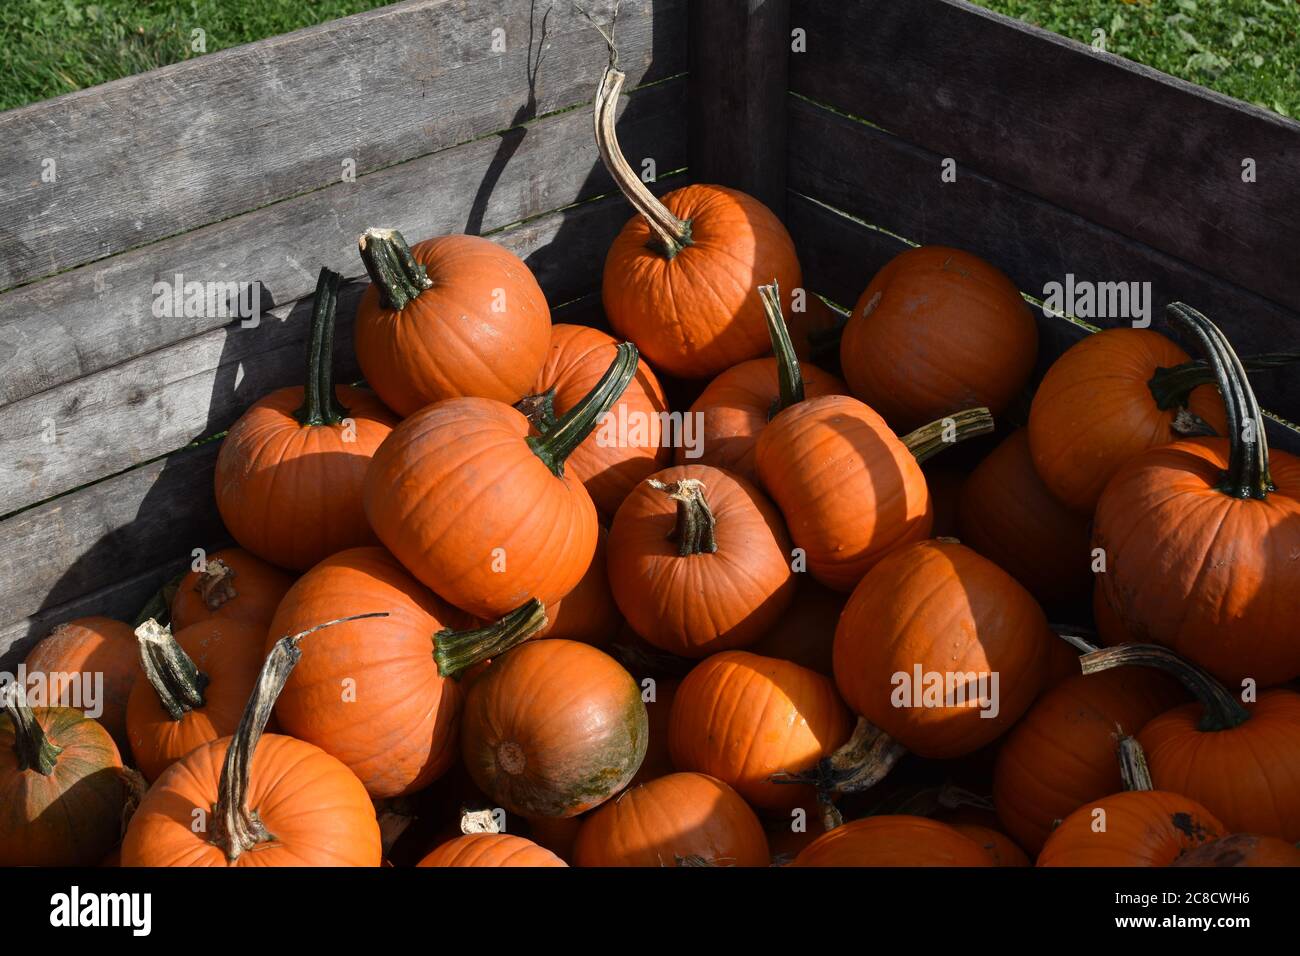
(688, 0), (790, 215)
(788, 98), (1300, 424)
(0, 77), (685, 408)
(0, 178), (680, 516)
(789, 0), (1300, 314)
(0, 0), (686, 292)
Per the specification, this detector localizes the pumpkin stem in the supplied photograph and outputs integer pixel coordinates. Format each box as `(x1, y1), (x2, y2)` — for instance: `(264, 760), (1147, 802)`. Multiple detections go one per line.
(514, 388), (560, 435)
(592, 47), (691, 259)
(528, 342), (639, 476)
(770, 716), (907, 828)
(434, 599), (548, 679)
(195, 558), (237, 611)
(1, 682), (62, 776)
(211, 611), (388, 862)
(759, 280), (804, 418)
(293, 267), (351, 427)
(358, 227), (433, 311)
(1148, 352), (1300, 413)
(1165, 302), (1273, 499)
(136, 618), (209, 721)
(1117, 735), (1154, 792)
(1080, 642), (1250, 733)
(647, 478), (718, 556)
(902, 407), (995, 464)
(132, 570), (185, 629)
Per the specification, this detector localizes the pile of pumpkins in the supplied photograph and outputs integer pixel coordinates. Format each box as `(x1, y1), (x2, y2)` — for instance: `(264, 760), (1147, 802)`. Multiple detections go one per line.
(4, 51), (1299, 870)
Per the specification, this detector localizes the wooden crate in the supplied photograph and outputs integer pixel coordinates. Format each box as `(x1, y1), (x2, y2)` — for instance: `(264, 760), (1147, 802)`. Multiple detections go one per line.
(1, 0), (1297, 670)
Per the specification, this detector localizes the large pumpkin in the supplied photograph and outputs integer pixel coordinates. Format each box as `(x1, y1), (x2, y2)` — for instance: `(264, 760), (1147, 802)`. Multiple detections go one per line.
(1092, 304), (1300, 686)
(364, 344), (639, 619)
(669, 650), (852, 812)
(608, 465), (795, 657)
(1037, 789), (1223, 867)
(839, 246), (1037, 433)
(793, 815), (993, 867)
(215, 268), (397, 571)
(23, 616), (139, 752)
(573, 772), (769, 867)
(170, 548), (293, 633)
(1028, 326), (1228, 512)
(519, 323), (671, 518)
(594, 62), (800, 379)
(122, 630), (382, 866)
(354, 228), (550, 415)
(417, 833), (567, 867)
(460, 639), (648, 818)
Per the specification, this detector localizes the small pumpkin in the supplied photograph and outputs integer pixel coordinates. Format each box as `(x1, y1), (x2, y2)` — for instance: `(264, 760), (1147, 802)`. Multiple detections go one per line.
(364, 344), (638, 619)
(541, 525), (621, 648)
(122, 624), (383, 866)
(417, 833), (567, 867)
(793, 815), (993, 867)
(215, 268), (397, 571)
(573, 772), (769, 867)
(839, 246), (1038, 433)
(669, 650), (852, 812)
(594, 58), (801, 379)
(1092, 304), (1300, 686)
(608, 465), (796, 657)
(526, 815), (585, 865)
(461, 639), (648, 818)
(23, 616), (139, 752)
(354, 228), (550, 416)
(630, 676), (679, 787)
(1172, 834), (1300, 868)
(126, 618), (265, 782)
(749, 577), (844, 677)
(923, 464), (966, 538)
(1, 684), (134, 867)
(948, 824), (1030, 867)
(170, 548), (293, 633)
(1037, 788), (1223, 867)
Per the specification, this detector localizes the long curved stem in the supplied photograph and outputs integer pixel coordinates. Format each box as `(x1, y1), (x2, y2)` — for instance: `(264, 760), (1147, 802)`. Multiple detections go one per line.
(758, 280), (804, 417)
(2, 683), (61, 775)
(1080, 642), (1249, 732)
(902, 407), (995, 464)
(1148, 353), (1300, 411)
(136, 619), (209, 721)
(358, 227), (433, 311)
(293, 267), (350, 426)
(433, 599), (549, 679)
(647, 478), (718, 556)
(528, 342), (639, 476)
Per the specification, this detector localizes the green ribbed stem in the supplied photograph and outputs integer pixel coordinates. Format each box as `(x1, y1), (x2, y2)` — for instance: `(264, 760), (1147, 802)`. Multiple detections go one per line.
(648, 478), (718, 556)
(293, 267), (350, 426)
(902, 407), (995, 464)
(433, 599), (549, 679)
(2, 683), (61, 775)
(1080, 642), (1249, 733)
(359, 227), (433, 311)
(528, 342), (639, 477)
(759, 279), (804, 418)
(136, 619), (209, 721)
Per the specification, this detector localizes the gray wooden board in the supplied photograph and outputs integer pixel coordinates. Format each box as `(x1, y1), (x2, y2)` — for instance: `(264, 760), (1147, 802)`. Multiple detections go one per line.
(788, 98), (1300, 425)
(0, 178), (680, 517)
(0, 77), (686, 408)
(0, 0), (687, 292)
(788, 0), (1300, 315)
(786, 191), (1300, 457)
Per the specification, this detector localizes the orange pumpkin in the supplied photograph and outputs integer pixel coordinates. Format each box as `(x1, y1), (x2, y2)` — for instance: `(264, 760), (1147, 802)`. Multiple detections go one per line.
(630, 675), (679, 787)
(949, 823), (1031, 867)
(525, 815), (585, 865)
(1172, 834), (1300, 868)
(573, 772), (769, 867)
(364, 344), (639, 619)
(417, 833), (567, 867)
(354, 229), (550, 416)
(541, 525), (621, 649)
(793, 815), (993, 867)
(170, 548), (293, 633)
(1037, 790), (1223, 867)
(749, 577), (845, 677)
(594, 63), (800, 379)
(215, 268), (397, 571)
(608, 465), (795, 657)
(839, 246), (1038, 433)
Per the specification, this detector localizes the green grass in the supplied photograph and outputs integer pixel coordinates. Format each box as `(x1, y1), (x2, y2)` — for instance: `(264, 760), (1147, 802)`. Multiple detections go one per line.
(974, 0), (1300, 118)
(0, 0), (393, 111)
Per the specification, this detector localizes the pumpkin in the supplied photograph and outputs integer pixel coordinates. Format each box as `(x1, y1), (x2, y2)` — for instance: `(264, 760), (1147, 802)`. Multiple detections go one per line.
(122, 625), (383, 866)
(755, 396), (992, 591)
(676, 280), (846, 483)
(1, 684), (134, 866)
(608, 465), (796, 657)
(594, 59), (800, 379)
(839, 246), (1038, 433)
(23, 616), (139, 752)
(957, 428), (1092, 607)
(1027, 326), (1228, 512)
(948, 824), (1030, 867)
(215, 268), (397, 571)
(573, 772), (769, 867)
(630, 676), (679, 786)
(1092, 304), (1300, 686)
(364, 343), (639, 619)
(461, 639), (648, 817)
(126, 619), (266, 782)
(170, 548), (293, 633)
(1093, 581), (1129, 646)
(541, 525), (621, 648)
(1172, 834), (1300, 868)
(518, 323), (671, 517)
(923, 464), (966, 538)
(268, 547), (545, 798)
(1084, 642), (1300, 842)
(417, 833), (567, 867)
(526, 815), (585, 865)
(354, 228), (550, 416)
(669, 650), (852, 812)
(1037, 789), (1223, 867)
(749, 577), (844, 677)
(793, 815), (993, 867)
(993, 666), (1185, 854)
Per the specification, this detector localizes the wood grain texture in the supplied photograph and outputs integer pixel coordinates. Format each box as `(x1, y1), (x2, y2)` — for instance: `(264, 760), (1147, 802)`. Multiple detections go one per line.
(689, 0), (790, 215)
(0, 77), (685, 407)
(0, 0), (686, 293)
(0, 175), (681, 516)
(789, 98), (1300, 424)
(789, 0), (1300, 314)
